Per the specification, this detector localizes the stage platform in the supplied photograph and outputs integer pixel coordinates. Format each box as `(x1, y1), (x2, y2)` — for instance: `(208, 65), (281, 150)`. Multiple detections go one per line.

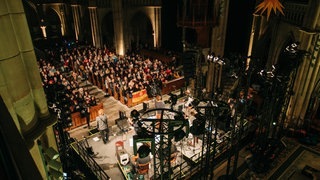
(70, 116), (253, 180)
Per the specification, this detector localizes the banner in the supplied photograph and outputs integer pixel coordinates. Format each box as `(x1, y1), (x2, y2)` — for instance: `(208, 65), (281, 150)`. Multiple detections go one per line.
(132, 89), (148, 104)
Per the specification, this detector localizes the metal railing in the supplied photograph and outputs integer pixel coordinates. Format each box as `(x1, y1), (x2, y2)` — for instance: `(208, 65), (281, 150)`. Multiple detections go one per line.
(71, 140), (110, 180)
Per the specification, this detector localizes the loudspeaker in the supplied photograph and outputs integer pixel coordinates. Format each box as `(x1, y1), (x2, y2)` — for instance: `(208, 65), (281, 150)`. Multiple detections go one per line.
(143, 102), (149, 112)
(183, 50), (197, 80)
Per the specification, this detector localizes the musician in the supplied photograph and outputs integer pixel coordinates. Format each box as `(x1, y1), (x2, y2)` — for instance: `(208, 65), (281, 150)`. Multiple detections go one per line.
(184, 89), (194, 108)
(154, 94), (165, 119)
(96, 109), (109, 144)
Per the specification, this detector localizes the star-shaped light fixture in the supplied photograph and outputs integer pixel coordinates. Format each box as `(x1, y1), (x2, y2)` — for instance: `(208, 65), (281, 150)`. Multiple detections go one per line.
(255, 0), (285, 20)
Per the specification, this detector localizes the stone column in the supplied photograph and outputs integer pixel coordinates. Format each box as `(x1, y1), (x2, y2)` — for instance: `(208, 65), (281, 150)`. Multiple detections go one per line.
(287, 32), (320, 125)
(286, 32), (320, 127)
(246, 14), (259, 69)
(88, 6), (102, 48)
(205, 0), (229, 94)
(58, 3), (67, 36)
(0, 0), (49, 133)
(206, 61), (214, 93)
(210, 0), (229, 56)
(111, 0), (125, 55)
(153, 7), (161, 48)
(71, 4), (82, 41)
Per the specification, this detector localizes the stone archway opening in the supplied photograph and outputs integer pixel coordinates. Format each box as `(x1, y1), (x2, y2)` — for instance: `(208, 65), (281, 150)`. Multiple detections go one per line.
(101, 12), (115, 49)
(130, 12), (153, 50)
(45, 8), (62, 39)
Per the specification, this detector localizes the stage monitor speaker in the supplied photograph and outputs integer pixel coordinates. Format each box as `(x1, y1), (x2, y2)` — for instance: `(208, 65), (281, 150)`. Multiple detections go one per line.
(89, 128), (99, 135)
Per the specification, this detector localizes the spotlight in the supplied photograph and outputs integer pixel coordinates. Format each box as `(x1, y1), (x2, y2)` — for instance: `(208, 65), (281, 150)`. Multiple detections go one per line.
(285, 42), (299, 54)
(45, 147), (59, 160)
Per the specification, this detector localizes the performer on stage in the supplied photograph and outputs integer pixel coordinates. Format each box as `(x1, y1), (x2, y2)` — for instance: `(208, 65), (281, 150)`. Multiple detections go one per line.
(184, 89), (194, 108)
(155, 94), (165, 119)
(96, 109), (109, 144)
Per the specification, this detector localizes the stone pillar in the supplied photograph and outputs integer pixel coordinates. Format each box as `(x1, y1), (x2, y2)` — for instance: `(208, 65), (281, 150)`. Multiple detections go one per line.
(210, 0), (229, 56)
(206, 0), (229, 94)
(58, 4), (67, 36)
(0, 0), (49, 133)
(88, 6), (102, 48)
(246, 14), (259, 69)
(181, 0), (187, 52)
(286, 32), (320, 127)
(153, 7), (161, 48)
(206, 62), (214, 93)
(71, 4), (82, 41)
(111, 0), (125, 55)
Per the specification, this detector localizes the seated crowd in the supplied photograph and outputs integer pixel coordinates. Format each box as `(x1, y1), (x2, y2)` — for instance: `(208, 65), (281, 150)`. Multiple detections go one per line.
(38, 44), (182, 115)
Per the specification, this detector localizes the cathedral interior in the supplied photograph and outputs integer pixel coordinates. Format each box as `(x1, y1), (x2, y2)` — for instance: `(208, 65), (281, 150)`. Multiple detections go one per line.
(1, 0), (320, 179)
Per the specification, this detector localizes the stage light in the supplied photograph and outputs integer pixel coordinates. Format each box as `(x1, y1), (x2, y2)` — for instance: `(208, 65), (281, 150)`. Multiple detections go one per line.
(49, 169), (63, 179)
(45, 147), (59, 160)
(48, 159), (62, 172)
(285, 42), (299, 54)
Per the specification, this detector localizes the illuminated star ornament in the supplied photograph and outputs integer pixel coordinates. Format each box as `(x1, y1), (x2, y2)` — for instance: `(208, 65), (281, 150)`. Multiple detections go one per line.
(255, 0), (285, 20)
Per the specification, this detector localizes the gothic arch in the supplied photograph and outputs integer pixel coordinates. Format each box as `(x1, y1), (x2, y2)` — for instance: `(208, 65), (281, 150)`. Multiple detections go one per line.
(130, 11), (153, 49)
(45, 7), (62, 38)
(185, 28), (198, 46)
(101, 12), (114, 48)
(22, 1), (40, 39)
(275, 33), (297, 76)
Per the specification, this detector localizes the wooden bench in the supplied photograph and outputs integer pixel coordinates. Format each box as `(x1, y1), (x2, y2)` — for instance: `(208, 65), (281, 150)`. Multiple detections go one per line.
(127, 89), (149, 107)
(68, 103), (103, 130)
(103, 77), (185, 107)
(162, 77), (185, 95)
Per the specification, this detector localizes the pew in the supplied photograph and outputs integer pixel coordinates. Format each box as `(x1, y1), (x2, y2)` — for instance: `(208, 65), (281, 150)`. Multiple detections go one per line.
(140, 49), (174, 64)
(68, 103), (103, 130)
(162, 77), (185, 95)
(125, 77), (185, 107)
(119, 88), (125, 104)
(127, 89), (149, 107)
(113, 86), (119, 100)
